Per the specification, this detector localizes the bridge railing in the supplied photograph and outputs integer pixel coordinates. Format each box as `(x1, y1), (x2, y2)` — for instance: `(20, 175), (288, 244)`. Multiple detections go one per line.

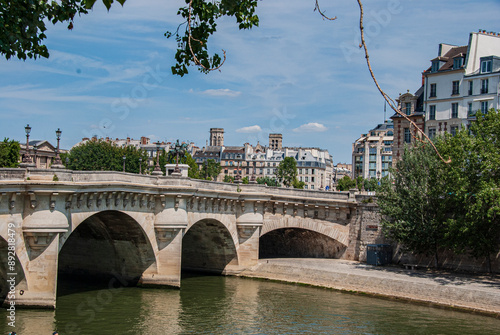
(0, 168), (352, 202)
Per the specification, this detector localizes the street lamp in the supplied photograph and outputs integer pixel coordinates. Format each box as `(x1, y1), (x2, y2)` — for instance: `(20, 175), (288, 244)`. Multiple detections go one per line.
(377, 170), (381, 180)
(21, 124), (34, 166)
(152, 141), (163, 175)
(123, 155), (126, 172)
(139, 157), (142, 174)
(52, 128), (64, 168)
(250, 155), (257, 183)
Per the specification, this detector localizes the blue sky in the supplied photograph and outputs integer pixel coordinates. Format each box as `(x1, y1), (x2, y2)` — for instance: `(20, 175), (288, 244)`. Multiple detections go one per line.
(1, 0), (499, 163)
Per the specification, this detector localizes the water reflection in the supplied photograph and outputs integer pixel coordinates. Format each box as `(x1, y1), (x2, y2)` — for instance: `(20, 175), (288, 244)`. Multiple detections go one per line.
(1, 275), (500, 335)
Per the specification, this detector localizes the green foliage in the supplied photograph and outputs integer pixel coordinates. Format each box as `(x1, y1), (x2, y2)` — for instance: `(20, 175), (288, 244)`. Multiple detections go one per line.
(63, 140), (148, 173)
(0, 138), (20, 168)
(167, 0), (259, 76)
(1, 1), (259, 77)
(379, 110), (500, 270)
(223, 175), (234, 183)
(336, 175), (356, 191)
(52, 174), (59, 181)
(436, 109), (500, 271)
(276, 157), (298, 188)
(378, 144), (448, 267)
(256, 176), (280, 187)
(291, 178), (305, 189)
(242, 176), (249, 184)
(200, 159), (221, 181)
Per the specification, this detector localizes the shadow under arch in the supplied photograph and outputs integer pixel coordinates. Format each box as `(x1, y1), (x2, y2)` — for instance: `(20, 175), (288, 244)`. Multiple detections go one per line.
(259, 228), (347, 259)
(0, 236), (26, 305)
(182, 219), (238, 275)
(57, 210), (155, 295)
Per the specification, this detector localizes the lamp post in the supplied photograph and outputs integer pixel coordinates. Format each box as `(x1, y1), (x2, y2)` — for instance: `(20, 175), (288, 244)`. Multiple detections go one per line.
(250, 156), (257, 183)
(139, 157), (142, 174)
(52, 128), (64, 169)
(21, 124), (34, 167)
(123, 155), (126, 172)
(377, 170), (381, 179)
(152, 141), (163, 175)
(235, 159), (242, 183)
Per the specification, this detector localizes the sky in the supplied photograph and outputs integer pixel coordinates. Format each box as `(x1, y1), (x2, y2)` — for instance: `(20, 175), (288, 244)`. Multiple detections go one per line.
(1, 0), (499, 163)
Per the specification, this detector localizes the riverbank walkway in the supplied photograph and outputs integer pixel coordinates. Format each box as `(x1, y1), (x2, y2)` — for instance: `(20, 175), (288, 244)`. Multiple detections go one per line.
(238, 258), (500, 317)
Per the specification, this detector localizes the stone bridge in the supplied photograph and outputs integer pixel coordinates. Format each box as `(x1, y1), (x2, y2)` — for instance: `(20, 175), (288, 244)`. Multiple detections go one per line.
(0, 168), (382, 308)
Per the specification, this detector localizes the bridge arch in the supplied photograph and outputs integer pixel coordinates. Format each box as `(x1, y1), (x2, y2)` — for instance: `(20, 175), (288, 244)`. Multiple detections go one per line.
(260, 219), (349, 259)
(182, 218), (239, 274)
(58, 210), (156, 286)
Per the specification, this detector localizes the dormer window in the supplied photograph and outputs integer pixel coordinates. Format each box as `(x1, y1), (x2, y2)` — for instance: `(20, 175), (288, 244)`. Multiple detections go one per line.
(405, 102), (412, 115)
(453, 57), (463, 69)
(431, 60), (440, 72)
(481, 59), (492, 73)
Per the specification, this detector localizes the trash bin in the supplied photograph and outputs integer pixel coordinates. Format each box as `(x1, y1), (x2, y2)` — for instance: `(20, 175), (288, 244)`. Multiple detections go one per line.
(366, 244), (393, 266)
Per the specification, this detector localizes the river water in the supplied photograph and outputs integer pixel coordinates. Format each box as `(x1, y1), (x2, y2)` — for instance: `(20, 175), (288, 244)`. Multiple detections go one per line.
(2, 274), (500, 334)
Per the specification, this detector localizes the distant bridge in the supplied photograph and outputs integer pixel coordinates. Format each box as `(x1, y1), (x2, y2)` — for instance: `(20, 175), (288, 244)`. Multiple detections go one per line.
(0, 168), (381, 308)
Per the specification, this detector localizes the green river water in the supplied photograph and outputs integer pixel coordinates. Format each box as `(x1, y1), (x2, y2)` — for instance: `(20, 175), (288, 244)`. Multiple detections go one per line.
(2, 274), (500, 335)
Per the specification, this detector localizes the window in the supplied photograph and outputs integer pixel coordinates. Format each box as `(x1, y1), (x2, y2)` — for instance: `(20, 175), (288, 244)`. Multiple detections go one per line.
(404, 128), (411, 143)
(311, 169), (315, 174)
(311, 185), (314, 190)
(481, 101), (489, 113)
(468, 103), (473, 117)
(402, 102), (411, 115)
(452, 81), (460, 95)
(481, 79), (489, 94)
(387, 131), (394, 136)
(451, 103), (459, 118)
(453, 57), (463, 69)
(311, 177), (315, 182)
(428, 128), (436, 140)
(369, 163), (377, 169)
(369, 147), (377, 154)
(468, 81), (473, 95)
(430, 84), (437, 97)
(450, 125), (459, 137)
(369, 155), (377, 162)
(481, 60), (492, 73)
(429, 105), (436, 120)
(431, 60), (440, 72)
(305, 177), (309, 182)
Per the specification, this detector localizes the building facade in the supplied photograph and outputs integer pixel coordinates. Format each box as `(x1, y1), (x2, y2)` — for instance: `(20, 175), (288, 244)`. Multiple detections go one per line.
(423, 31), (500, 137)
(391, 88), (425, 162)
(194, 129), (334, 189)
(352, 120), (393, 180)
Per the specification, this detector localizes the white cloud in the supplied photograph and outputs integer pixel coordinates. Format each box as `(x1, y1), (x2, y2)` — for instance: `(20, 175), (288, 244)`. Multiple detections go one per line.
(236, 125), (262, 133)
(200, 88), (242, 97)
(293, 123), (328, 133)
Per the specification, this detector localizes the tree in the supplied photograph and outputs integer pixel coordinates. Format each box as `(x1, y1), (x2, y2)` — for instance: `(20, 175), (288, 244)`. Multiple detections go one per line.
(377, 144), (449, 268)
(0, 138), (20, 168)
(437, 109), (500, 272)
(223, 175), (234, 183)
(200, 159), (221, 181)
(336, 175), (356, 191)
(1, 0), (259, 76)
(291, 178), (305, 189)
(62, 140), (148, 173)
(242, 176), (249, 184)
(275, 157), (298, 188)
(256, 176), (280, 187)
